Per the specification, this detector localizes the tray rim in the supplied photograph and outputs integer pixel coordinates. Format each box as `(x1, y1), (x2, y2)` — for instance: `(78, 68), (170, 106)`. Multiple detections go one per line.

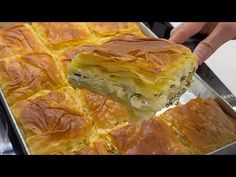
(0, 89), (30, 155)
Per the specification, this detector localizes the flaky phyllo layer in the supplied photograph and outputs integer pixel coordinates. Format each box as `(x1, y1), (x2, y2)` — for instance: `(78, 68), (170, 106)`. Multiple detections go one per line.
(68, 37), (198, 120)
(2, 23), (236, 155)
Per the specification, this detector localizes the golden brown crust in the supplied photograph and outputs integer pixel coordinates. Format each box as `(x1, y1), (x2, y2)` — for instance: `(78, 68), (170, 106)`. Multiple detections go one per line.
(26, 131), (86, 155)
(160, 98), (236, 154)
(59, 43), (99, 75)
(11, 86), (92, 154)
(0, 53), (66, 105)
(50, 140), (111, 155)
(0, 23), (47, 59)
(69, 36), (194, 79)
(32, 22), (94, 50)
(87, 22), (145, 37)
(109, 98), (236, 155)
(109, 118), (190, 154)
(78, 89), (129, 128)
(25, 133), (73, 155)
(59, 45), (85, 74)
(58, 35), (145, 74)
(11, 87), (90, 138)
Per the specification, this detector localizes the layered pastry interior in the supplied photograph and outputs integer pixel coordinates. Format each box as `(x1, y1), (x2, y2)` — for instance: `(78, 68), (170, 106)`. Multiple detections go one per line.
(68, 36), (198, 120)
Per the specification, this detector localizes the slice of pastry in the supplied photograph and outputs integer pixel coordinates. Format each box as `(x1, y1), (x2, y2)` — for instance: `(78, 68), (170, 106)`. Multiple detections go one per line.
(11, 86), (92, 154)
(77, 88), (129, 129)
(68, 36), (198, 120)
(86, 22), (145, 42)
(109, 118), (190, 154)
(0, 23), (48, 59)
(0, 53), (67, 105)
(159, 98), (236, 154)
(109, 98), (236, 155)
(32, 22), (95, 51)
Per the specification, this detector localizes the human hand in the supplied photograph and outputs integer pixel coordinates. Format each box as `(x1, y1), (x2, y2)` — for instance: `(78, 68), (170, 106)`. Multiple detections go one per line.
(169, 22), (236, 64)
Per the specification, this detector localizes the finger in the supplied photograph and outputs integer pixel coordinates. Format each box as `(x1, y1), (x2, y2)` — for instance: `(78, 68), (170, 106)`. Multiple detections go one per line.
(194, 23), (236, 64)
(169, 22), (206, 43)
(170, 23), (184, 37)
(199, 22), (218, 34)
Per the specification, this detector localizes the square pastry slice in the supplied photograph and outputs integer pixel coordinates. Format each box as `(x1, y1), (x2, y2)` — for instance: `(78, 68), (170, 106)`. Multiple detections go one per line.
(11, 86), (92, 154)
(108, 98), (236, 154)
(109, 118), (190, 154)
(32, 22), (95, 51)
(86, 22), (145, 40)
(0, 53), (67, 105)
(68, 36), (198, 119)
(0, 23), (48, 59)
(159, 98), (236, 154)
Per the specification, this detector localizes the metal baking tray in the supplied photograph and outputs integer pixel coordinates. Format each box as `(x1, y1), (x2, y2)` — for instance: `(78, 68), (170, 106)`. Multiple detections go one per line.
(0, 22), (236, 155)
(0, 90), (30, 154)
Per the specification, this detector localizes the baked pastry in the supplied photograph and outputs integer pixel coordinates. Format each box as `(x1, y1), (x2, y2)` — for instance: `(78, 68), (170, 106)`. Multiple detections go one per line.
(109, 98), (236, 154)
(59, 34), (146, 75)
(77, 88), (129, 128)
(50, 140), (115, 155)
(109, 118), (190, 154)
(11, 86), (92, 154)
(0, 53), (66, 106)
(87, 22), (145, 39)
(159, 98), (236, 154)
(68, 36), (198, 119)
(0, 23), (47, 59)
(32, 22), (95, 51)
(0, 22), (235, 155)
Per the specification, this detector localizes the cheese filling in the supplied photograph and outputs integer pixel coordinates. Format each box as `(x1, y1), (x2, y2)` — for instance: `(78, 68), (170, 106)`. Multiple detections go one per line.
(68, 57), (196, 120)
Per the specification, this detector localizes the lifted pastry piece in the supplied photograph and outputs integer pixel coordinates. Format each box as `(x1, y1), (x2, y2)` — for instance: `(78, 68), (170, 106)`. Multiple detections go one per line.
(68, 36), (198, 120)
